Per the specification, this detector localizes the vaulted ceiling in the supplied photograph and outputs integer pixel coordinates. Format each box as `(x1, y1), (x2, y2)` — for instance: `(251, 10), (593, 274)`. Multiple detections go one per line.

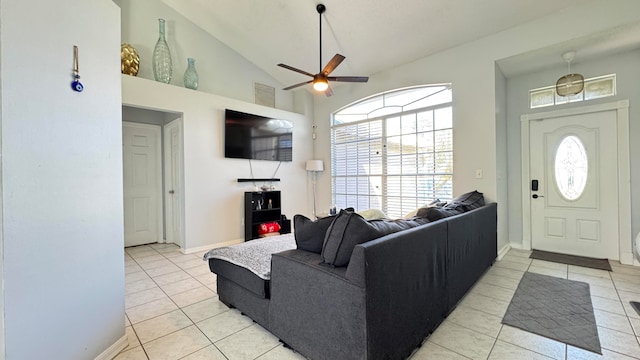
(162, 0), (640, 87)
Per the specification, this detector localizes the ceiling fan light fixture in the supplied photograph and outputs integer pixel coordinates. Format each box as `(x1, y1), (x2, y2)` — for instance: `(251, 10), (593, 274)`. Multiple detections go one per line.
(556, 51), (584, 96)
(312, 77), (329, 92)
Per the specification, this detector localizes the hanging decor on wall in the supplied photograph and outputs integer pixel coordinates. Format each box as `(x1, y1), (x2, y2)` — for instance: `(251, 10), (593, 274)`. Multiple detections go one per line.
(121, 43), (140, 76)
(71, 45), (84, 92)
(152, 18), (173, 83)
(556, 51), (584, 97)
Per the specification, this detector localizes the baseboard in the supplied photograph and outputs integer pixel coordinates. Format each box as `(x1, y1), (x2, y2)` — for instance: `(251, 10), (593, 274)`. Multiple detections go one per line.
(94, 334), (127, 360)
(497, 243), (512, 261)
(182, 239), (243, 254)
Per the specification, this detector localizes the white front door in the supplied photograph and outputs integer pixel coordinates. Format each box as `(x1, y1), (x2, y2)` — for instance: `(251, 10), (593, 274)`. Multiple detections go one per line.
(123, 122), (162, 247)
(164, 119), (183, 247)
(529, 110), (619, 259)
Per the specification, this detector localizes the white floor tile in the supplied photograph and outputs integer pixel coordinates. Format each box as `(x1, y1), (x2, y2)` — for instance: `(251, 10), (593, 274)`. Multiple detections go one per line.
(126, 297), (179, 324)
(501, 254), (532, 265)
(126, 278), (158, 295)
(486, 266), (525, 280)
(480, 273), (521, 290)
(159, 278), (203, 296)
(170, 286), (215, 308)
(567, 345), (639, 359)
(114, 346), (148, 360)
(145, 264), (182, 278)
(459, 292), (510, 318)
(126, 271), (151, 284)
(140, 259), (173, 271)
(528, 265), (567, 279)
(598, 326), (640, 358)
(197, 309), (253, 343)
(152, 270), (192, 286)
(505, 249), (532, 258)
(428, 321), (495, 360)
(179, 345), (227, 360)
(133, 310), (193, 344)
(447, 306), (503, 338)
(569, 265), (612, 279)
(144, 325), (211, 360)
(594, 309), (635, 335)
(182, 297), (230, 323)
(530, 259), (568, 271)
(255, 345), (307, 360)
(591, 296), (626, 316)
(497, 325), (566, 360)
(125, 288), (168, 309)
(216, 324), (280, 360)
(470, 282), (516, 303)
(569, 273), (615, 289)
(488, 340), (555, 360)
(494, 260), (530, 272)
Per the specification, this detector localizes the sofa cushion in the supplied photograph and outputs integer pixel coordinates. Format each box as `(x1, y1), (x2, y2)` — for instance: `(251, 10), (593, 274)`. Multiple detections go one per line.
(293, 214), (336, 253)
(445, 190), (485, 212)
(321, 209), (429, 267)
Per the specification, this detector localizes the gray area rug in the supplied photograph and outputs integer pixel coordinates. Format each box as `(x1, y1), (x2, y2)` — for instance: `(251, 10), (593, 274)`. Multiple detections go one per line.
(530, 249), (611, 271)
(502, 272), (601, 354)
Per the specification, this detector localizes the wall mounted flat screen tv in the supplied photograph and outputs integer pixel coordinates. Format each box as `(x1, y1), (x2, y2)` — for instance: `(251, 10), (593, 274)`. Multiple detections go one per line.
(224, 109), (293, 162)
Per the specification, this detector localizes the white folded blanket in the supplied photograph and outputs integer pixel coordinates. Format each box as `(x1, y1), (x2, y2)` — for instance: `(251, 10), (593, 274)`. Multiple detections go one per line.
(203, 233), (296, 280)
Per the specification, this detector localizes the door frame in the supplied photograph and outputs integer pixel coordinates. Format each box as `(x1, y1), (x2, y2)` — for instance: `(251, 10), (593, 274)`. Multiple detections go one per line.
(123, 121), (164, 246)
(520, 100), (632, 264)
(163, 118), (185, 248)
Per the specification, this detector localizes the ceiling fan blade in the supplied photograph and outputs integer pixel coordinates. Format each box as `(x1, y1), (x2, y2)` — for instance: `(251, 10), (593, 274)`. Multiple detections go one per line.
(283, 80), (313, 91)
(328, 76), (369, 83)
(278, 63), (315, 78)
(321, 54), (345, 76)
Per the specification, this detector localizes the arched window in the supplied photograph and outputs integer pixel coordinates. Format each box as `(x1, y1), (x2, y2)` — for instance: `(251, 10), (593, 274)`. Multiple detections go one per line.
(331, 85), (453, 218)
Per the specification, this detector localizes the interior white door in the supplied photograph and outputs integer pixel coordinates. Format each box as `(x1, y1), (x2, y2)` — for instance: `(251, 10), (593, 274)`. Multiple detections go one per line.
(123, 122), (162, 247)
(529, 110), (619, 259)
(164, 119), (183, 247)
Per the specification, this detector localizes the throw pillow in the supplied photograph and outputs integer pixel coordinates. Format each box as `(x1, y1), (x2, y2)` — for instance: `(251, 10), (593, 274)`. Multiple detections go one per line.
(321, 209), (429, 267)
(357, 208), (387, 220)
(445, 190), (485, 212)
(417, 206), (463, 221)
(293, 214), (336, 254)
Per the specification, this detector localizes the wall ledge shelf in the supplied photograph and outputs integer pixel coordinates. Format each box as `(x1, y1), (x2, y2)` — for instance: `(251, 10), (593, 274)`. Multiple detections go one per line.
(237, 178), (280, 183)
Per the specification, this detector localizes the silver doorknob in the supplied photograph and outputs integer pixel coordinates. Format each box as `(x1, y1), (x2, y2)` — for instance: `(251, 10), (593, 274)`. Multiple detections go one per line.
(169, 190), (175, 194)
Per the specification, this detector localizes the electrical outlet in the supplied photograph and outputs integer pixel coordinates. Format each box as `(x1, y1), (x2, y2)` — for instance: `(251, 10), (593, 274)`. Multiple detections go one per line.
(475, 169), (483, 179)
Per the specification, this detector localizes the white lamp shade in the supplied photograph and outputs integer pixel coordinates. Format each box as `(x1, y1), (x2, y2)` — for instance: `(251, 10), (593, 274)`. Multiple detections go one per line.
(306, 159), (324, 172)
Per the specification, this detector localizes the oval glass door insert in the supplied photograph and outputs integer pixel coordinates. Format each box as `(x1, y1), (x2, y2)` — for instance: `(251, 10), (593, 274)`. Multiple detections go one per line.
(554, 135), (588, 200)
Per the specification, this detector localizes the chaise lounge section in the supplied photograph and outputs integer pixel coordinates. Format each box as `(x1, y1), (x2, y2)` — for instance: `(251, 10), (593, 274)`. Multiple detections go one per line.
(207, 201), (497, 360)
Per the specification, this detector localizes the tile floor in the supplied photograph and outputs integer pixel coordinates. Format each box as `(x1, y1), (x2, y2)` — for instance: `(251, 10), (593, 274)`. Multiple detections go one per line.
(117, 245), (640, 360)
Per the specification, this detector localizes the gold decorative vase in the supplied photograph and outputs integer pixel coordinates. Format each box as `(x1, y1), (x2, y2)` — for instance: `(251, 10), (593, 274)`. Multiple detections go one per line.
(121, 43), (140, 76)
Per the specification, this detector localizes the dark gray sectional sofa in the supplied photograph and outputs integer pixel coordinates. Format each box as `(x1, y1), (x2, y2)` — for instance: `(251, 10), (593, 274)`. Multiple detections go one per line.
(208, 202), (497, 360)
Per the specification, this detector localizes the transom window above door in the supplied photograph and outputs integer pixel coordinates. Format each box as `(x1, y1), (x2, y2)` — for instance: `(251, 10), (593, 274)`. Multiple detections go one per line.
(331, 85), (453, 219)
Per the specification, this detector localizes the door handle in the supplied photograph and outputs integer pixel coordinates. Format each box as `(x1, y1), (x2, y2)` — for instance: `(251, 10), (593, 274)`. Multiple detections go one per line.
(532, 194), (544, 199)
(169, 190), (175, 194)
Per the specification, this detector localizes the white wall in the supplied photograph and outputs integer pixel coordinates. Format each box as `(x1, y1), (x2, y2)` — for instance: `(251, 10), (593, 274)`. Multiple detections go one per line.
(0, 1), (124, 359)
(506, 50), (640, 251)
(122, 76), (313, 252)
(311, 0), (640, 249)
(114, 0), (296, 113)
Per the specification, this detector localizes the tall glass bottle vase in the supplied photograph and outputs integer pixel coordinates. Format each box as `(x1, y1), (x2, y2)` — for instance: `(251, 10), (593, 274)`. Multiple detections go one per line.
(183, 58), (199, 90)
(152, 18), (172, 84)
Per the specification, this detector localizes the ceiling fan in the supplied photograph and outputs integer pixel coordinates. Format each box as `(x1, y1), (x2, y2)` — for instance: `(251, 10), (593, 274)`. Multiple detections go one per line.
(278, 3), (369, 96)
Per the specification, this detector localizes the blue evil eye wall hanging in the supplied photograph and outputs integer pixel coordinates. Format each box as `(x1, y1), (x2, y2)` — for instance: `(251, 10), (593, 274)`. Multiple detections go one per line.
(71, 45), (84, 92)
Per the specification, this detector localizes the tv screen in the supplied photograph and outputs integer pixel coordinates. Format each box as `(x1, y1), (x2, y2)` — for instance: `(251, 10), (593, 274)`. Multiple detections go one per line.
(224, 109), (293, 162)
